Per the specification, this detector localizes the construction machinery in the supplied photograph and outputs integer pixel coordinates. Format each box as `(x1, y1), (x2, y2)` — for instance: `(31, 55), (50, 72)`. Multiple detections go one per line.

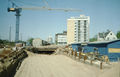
(8, 0), (82, 43)
(8, 7), (21, 43)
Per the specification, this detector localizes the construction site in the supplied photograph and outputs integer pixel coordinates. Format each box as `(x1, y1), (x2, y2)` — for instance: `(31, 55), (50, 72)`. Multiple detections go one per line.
(0, 0), (120, 77)
(0, 45), (120, 77)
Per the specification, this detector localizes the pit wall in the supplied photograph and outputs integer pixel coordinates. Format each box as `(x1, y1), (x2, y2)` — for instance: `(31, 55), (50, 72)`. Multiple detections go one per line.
(0, 49), (28, 77)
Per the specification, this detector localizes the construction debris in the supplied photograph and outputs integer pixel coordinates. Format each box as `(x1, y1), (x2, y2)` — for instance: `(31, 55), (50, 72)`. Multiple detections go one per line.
(54, 45), (112, 69)
(0, 47), (28, 77)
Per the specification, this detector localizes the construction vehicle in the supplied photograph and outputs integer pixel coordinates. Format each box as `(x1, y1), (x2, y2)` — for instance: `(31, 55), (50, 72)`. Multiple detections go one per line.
(8, 0), (82, 43)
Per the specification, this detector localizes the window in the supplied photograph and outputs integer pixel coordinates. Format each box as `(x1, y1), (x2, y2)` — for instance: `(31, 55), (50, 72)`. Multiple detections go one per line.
(78, 39), (80, 42)
(84, 26), (86, 28)
(84, 20), (86, 25)
(110, 33), (112, 35)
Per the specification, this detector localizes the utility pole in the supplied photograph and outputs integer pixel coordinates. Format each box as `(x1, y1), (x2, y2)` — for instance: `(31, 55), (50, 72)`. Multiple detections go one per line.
(9, 26), (11, 42)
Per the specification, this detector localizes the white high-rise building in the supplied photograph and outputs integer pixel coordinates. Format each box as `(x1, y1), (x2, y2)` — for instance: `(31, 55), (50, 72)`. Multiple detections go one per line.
(67, 15), (90, 44)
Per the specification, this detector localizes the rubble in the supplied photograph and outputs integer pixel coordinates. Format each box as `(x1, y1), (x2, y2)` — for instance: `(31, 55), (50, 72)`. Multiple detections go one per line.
(54, 46), (112, 69)
(0, 47), (28, 77)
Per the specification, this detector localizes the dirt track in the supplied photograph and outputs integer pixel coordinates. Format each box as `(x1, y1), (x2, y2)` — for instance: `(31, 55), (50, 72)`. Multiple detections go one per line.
(14, 52), (119, 77)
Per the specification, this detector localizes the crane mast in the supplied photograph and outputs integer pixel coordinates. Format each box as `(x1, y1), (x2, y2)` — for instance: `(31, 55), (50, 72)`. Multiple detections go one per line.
(8, 8), (22, 43)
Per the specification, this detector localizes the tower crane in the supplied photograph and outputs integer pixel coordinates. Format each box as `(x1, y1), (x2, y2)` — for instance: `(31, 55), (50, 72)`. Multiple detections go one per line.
(8, 0), (82, 43)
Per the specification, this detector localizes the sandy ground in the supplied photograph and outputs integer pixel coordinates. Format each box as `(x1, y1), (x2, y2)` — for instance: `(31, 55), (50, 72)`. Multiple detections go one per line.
(14, 52), (120, 77)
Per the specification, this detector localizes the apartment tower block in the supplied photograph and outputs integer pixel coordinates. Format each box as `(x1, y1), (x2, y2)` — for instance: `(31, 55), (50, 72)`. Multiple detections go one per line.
(67, 15), (90, 44)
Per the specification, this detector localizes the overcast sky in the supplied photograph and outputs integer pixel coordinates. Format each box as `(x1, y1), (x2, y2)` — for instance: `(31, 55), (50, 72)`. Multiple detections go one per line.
(0, 0), (120, 42)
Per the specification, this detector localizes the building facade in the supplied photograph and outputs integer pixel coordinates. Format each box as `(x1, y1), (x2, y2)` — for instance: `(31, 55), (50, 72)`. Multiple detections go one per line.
(32, 38), (43, 47)
(97, 30), (117, 41)
(67, 15), (90, 44)
(32, 38), (50, 47)
(55, 31), (67, 45)
(47, 35), (53, 44)
(71, 40), (120, 61)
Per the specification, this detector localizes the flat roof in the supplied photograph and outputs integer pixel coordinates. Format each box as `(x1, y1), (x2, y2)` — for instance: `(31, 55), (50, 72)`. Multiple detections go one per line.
(71, 40), (120, 45)
(89, 40), (120, 45)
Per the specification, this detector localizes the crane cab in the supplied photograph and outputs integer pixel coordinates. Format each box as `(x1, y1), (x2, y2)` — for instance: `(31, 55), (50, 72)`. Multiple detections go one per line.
(8, 8), (16, 12)
(8, 8), (22, 12)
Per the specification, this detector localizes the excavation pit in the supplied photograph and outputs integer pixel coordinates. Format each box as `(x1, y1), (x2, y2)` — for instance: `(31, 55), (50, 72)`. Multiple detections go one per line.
(34, 51), (55, 55)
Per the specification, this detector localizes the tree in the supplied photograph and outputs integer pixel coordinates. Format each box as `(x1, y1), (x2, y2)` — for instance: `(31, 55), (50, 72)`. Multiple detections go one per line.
(116, 31), (120, 39)
(89, 35), (97, 42)
(0, 39), (15, 47)
(27, 38), (33, 46)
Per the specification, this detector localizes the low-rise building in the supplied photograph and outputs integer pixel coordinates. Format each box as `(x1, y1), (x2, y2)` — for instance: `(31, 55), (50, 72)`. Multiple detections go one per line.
(32, 38), (43, 47)
(47, 35), (53, 44)
(55, 31), (67, 45)
(97, 30), (117, 41)
(71, 40), (120, 61)
(32, 38), (49, 47)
